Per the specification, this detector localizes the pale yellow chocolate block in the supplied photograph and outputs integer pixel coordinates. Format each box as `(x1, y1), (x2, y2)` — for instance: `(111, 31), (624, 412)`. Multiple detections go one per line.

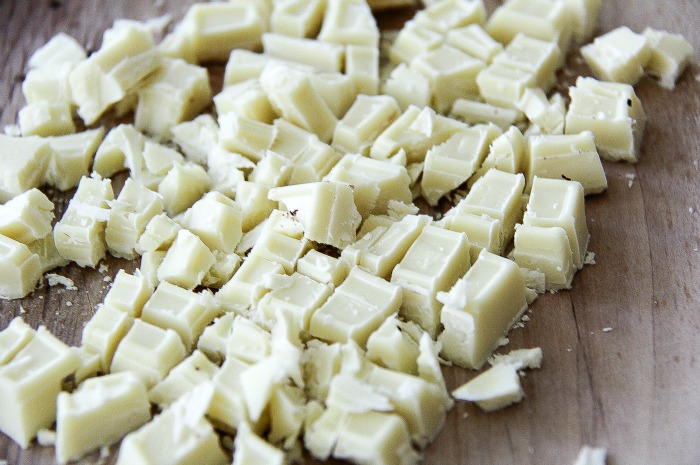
(110, 319), (187, 389)
(490, 347), (543, 370)
(202, 251), (241, 289)
(268, 383), (306, 449)
(141, 142), (184, 180)
(157, 229), (215, 290)
(206, 149), (247, 197)
(297, 249), (350, 287)
(81, 304), (134, 372)
(18, 102), (75, 138)
(366, 314), (420, 375)
(103, 270), (152, 317)
(318, 0), (379, 47)
(309, 72), (358, 119)
(0, 235), (42, 300)
(92, 124), (146, 180)
(248, 150), (293, 188)
(524, 176), (589, 269)
(390, 20), (444, 65)
(27, 232), (69, 273)
(135, 58), (212, 139)
(262, 33), (345, 73)
(0, 135), (52, 203)
(477, 64), (536, 110)
(289, 140), (341, 185)
(449, 98), (522, 130)
(382, 64), (432, 111)
(139, 250), (165, 289)
(271, 0), (325, 38)
(438, 250), (528, 369)
(180, 191), (243, 254)
(421, 124), (502, 206)
(28, 32), (86, 69)
(511, 224), (576, 290)
(214, 80), (275, 124)
(222, 49), (318, 86)
(216, 254), (286, 312)
(236, 181), (278, 232)
(170, 114), (219, 165)
(309, 267), (402, 347)
(493, 33), (562, 93)
(518, 88), (566, 135)
(158, 163), (211, 216)
(345, 45), (380, 95)
(415, 0), (486, 34)
(259, 63), (338, 143)
(304, 406), (346, 460)
(0, 317), (34, 365)
(248, 229), (310, 274)
(180, 2), (266, 63)
(218, 112), (277, 163)
(0, 327), (79, 448)
(258, 273), (333, 331)
(444, 211), (501, 262)
(226, 316), (271, 364)
(486, 0), (572, 56)
(452, 362), (524, 411)
(390, 225), (471, 337)
(53, 212), (107, 268)
(526, 131), (607, 195)
(117, 384), (228, 465)
(21, 62), (75, 105)
(207, 357), (254, 433)
(446, 23), (503, 63)
(55, 372), (150, 464)
(45, 128), (105, 191)
(325, 373), (394, 415)
(136, 213), (181, 254)
(70, 345), (102, 384)
(197, 313), (234, 363)
(643, 28), (694, 90)
(581, 26), (651, 85)
(0, 189), (54, 245)
(106, 178), (164, 259)
(565, 77), (646, 163)
(302, 341), (343, 403)
(233, 422), (286, 465)
(66, 174), (114, 221)
(259, 209), (306, 240)
(270, 118), (322, 161)
(269, 181), (362, 249)
(473, 125), (526, 182)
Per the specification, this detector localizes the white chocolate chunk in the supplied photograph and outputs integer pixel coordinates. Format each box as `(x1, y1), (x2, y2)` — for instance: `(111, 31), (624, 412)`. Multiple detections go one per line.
(70, 346), (102, 384)
(0, 317), (35, 366)
(180, 191), (243, 254)
(216, 254), (285, 313)
(0, 135), (52, 203)
(233, 422), (286, 465)
(493, 33), (562, 93)
(271, 0), (325, 38)
(446, 23), (503, 63)
(643, 28), (694, 89)
(92, 124), (146, 180)
(139, 250), (166, 289)
(218, 112), (278, 163)
(202, 251), (242, 289)
(236, 181), (278, 232)
(214, 80), (275, 124)
(148, 349), (218, 408)
(0, 189), (54, 245)
(248, 229), (310, 274)
(0, 235), (42, 300)
(345, 45), (380, 95)
(581, 26), (651, 85)
(103, 269), (153, 317)
(55, 372), (151, 464)
(157, 229), (216, 290)
(207, 357), (255, 433)
(297, 249), (350, 288)
(197, 313), (235, 363)
(366, 314), (420, 375)
(258, 273), (333, 331)
(309, 72), (358, 119)
(318, 0), (379, 47)
(573, 445), (608, 465)
(141, 141), (184, 178)
(390, 20), (444, 65)
(332, 95), (401, 156)
(268, 383), (306, 449)
(27, 232), (69, 273)
(170, 114), (219, 165)
(249, 150), (293, 188)
(381, 63), (432, 111)
(489, 347), (543, 370)
(28, 32), (86, 69)
(45, 128), (105, 191)
(472, 125), (526, 182)
(18, 102), (75, 138)
(263, 33), (345, 73)
(512, 224), (576, 290)
(518, 88), (566, 135)
(450, 99), (522, 130)
(415, 0), (486, 34)
(452, 362), (525, 411)
(137, 213), (181, 254)
(563, 0), (602, 42)
(81, 304), (134, 372)
(158, 163), (211, 216)
(228, 315), (271, 364)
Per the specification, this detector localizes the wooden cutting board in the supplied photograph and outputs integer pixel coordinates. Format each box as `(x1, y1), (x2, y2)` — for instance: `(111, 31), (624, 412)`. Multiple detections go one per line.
(1, 1), (699, 464)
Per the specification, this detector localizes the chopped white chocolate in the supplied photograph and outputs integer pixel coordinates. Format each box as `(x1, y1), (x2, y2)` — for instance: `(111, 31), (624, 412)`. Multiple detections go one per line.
(55, 372), (151, 464)
(309, 267), (402, 347)
(415, 0), (486, 34)
(565, 76), (646, 162)
(526, 131), (608, 195)
(381, 63), (432, 111)
(332, 95), (401, 156)
(202, 251), (242, 289)
(572, 445), (608, 465)
(268, 383), (306, 449)
(248, 150), (293, 188)
(390, 225), (471, 337)
(81, 304), (135, 372)
(318, 0), (379, 47)
(248, 229), (310, 274)
(22, 61), (75, 105)
(563, 0), (602, 42)
(0, 134), (52, 203)
(136, 213), (181, 254)
(309, 72), (358, 119)
(214, 80), (275, 124)
(226, 316), (271, 364)
(452, 362), (525, 411)
(141, 141), (184, 179)
(489, 347), (543, 370)
(169, 114), (219, 165)
(180, 191), (243, 254)
(216, 254), (286, 313)
(270, 0), (325, 38)
(70, 345), (102, 384)
(494, 33), (562, 93)
(158, 162), (211, 216)
(218, 112), (277, 163)
(297, 249), (350, 288)
(0, 317), (35, 365)
(345, 45), (380, 95)
(643, 28), (694, 89)
(139, 250), (166, 289)
(438, 250), (528, 369)
(103, 269), (152, 317)
(0, 327), (79, 448)
(92, 124), (146, 180)
(27, 233), (69, 273)
(18, 102), (75, 138)
(473, 125), (526, 181)
(366, 314), (420, 375)
(0, 235), (42, 300)
(0, 189), (54, 245)
(236, 181), (278, 232)
(511, 224), (576, 290)
(233, 421), (286, 465)
(450, 99), (522, 130)
(110, 319), (187, 389)
(197, 313), (235, 363)
(446, 23), (503, 63)
(27, 32), (86, 69)
(581, 26), (651, 85)
(157, 229), (215, 290)
(258, 273), (333, 331)
(389, 20), (444, 65)
(45, 128), (105, 191)
(263, 33), (345, 73)
(207, 356), (255, 433)
(517, 87), (566, 135)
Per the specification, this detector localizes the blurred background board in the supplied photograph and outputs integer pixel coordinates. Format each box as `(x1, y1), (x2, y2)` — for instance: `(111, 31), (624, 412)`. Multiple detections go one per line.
(1, 1), (699, 464)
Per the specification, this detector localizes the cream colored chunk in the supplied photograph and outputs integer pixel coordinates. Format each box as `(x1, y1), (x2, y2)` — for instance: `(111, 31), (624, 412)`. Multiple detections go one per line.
(135, 58), (212, 138)
(421, 124), (502, 206)
(21, 62), (74, 105)
(268, 383), (306, 449)
(226, 316), (271, 364)
(269, 181), (362, 249)
(390, 20), (444, 65)
(55, 372), (150, 464)
(271, 0), (325, 38)
(518, 88), (565, 135)
(69, 345), (101, 384)
(222, 49), (316, 86)
(18, 102), (75, 138)
(345, 45), (380, 95)
(564, 0), (602, 42)
(0, 189), (54, 245)
(157, 229), (215, 290)
(248, 229), (310, 274)
(169, 114), (218, 165)
(446, 23), (503, 63)
(158, 163), (211, 216)
(248, 150), (293, 188)
(473, 126), (526, 182)
(0, 317), (35, 365)
(180, 192), (242, 254)
(207, 357), (254, 433)
(260, 63), (338, 143)
(181, 2), (266, 63)
(494, 33), (561, 92)
(258, 273), (333, 331)
(117, 384), (228, 465)
(45, 128), (105, 191)
(318, 0), (379, 47)
(565, 77), (646, 162)
(526, 131), (607, 195)
(28, 32), (86, 69)
(643, 28), (694, 89)
(202, 251), (241, 289)
(438, 250), (528, 369)
(110, 319), (187, 389)
(27, 233), (68, 273)
(450, 99), (521, 130)
(310, 72), (358, 119)
(415, 0), (486, 34)
(333, 95), (401, 155)
(136, 213), (181, 254)
(235, 181), (278, 232)
(216, 254), (286, 313)
(81, 304), (134, 372)
(451, 362), (524, 411)
(218, 112), (277, 163)
(214, 80), (275, 124)
(263, 33), (345, 73)
(92, 124), (146, 180)
(149, 349), (217, 407)
(309, 267), (402, 347)
(103, 270), (152, 317)
(581, 26), (651, 85)
(511, 224), (576, 290)
(141, 141), (184, 178)
(196, 313), (234, 363)
(476, 65), (534, 111)
(390, 225), (471, 337)
(366, 314), (420, 375)
(297, 249), (350, 287)
(0, 235), (42, 300)
(0, 135), (52, 203)
(233, 422), (286, 465)
(0, 327), (79, 448)
(490, 347), (543, 370)
(139, 250), (165, 289)
(381, 64), (432, 111)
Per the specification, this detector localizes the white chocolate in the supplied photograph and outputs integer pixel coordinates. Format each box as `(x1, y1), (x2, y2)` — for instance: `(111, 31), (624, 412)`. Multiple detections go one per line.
(170, 114), (219, 165)
(381, 64), (431, 111)
(493, 33), (561, 93)
(345, 45), (380, 95)
(22, 63), (75, 105)
(258, 273), (333, 331)
(216, 254), (286, 313)
(248, 229), (310, 274)
(489, 347), (543, 370)
(318, 0), (379, 47)
(366, 314), (420, 375)
(214, 80), (275, 124)
(227, 316), (271, 364)
(309, 72), (358, 119)
(643, 28), (694, 89)
(0, 317), (35, 365)
(0, 235), (42, 300)
(446, 23), (503, 63)
(296, 249), (350, 287)
(268, 383), (306, 449)
(157, 229), (216, 290)
(581, 26), (651, 85)
(511, 224), (576, 290)
(197, 313), (235, 364)
(27, 232), (69, 273)
(81, 303), (134, 372)
(415, 0), (486, 34)
(332, 95), (401, 156)
(451, 362), (524, 411)
(249, 150), (293, 188)
(28, 32), (86, 70)
(0, 135), (52, 203)
(0, 189), (54, 245)
(207, 357), (253, 433)
(139, 250), (166, 289)
(18, 102), (75, 138)
(141, 141), (184, 178)
(390, 20), (444, 65)
(103, 269), (153, 317)
(92, 124), (146, 180)
(573, 445), (608, 465)
(45, 128), (105, 191)
(137, 213), (181, 254)
(563, 0), (602, 42)
(472, 125), (526, 182)
(202, 251), (242, 289)
(180, 191), (243, 254)
(271, 0), (325, 38)
(233, 422), (286, 465)
(450, 98), (522, 130)
(263, 33), (345, 72)
(518, 88), (566, 135)
(236, 181), (278, 232)
(158, 163), (211, 216)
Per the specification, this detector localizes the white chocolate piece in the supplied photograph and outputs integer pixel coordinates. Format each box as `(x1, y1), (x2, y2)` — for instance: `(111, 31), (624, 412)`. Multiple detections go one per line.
(222, 49), (317, 87)
(309, 72), (358, 119)
(411, 44), (485, 114)
(137, 213), (181, 253)
(197, 313), (235, 363)
(565, 77), (646, 163)
(524, 176), (589, 269)
(489, 347), (543, 370)
(214, 80), (275, 124)
(28, 32), (86, 69)
(563, 0), (602, 42)
(415, 0), (486, 34)
(450, 99), (521, 131)
(366, 314), (420, 375)
(318, 0), (379, 47)
(268, 384), (306, 449)
(0, 317), (35, 365)
(45, 128), (105, 191)
(158, 163), (211, 216)
(21, 62), (74, 106)
(511, 224), (576, 290)
(0, 235), (42, 299)
(297, 249), (350, 287)
(181, 2), (266, 63)
(92, 124), (146, 180)
(248, 150), (293, 188)
(0, 327), (79, 448)
(381, 64), (432, 111)
(302, 341), (342, 403)
(110, 319), (187, 389)
(236, 181), (278, 232)
(206, 149), (247, 197)
(0, 135), (52, 203)
(18, 102), (75, 138)
(345, 45), (380, 95)
(271, 0), (325, 38)
(117, 384), (228, 465)
(573, 445), (608, 465)
(233, 422), (286, 465)
(309, 267), (402, 347)
(207, 357), (254, 433)
(55, 372), (150, 464)
(103, 270), (152, 317)
(390, 20), (444, 65)
(226, 316), (271, 364)
(157, 229), (215, 290)
(0, 189), (54, 245)
(421, 124), (501, 206)
(70, 345), (102, 384)
(391, 225), (471, 337)
(27, 232), (69, 273)
(581, 26), (651, 85)
(493, 33), (561, 93)
(170, 114), (219, 165)
(216, 254), (286, 313)
(259, 63), (338, 143)
(139, 250), (166, 289)
(451, 362), (524, 411)
(526, 131), (607, 195)
(438, 250), (528, 369)
(263, 33), (345, 73)
(218, 112), (277, 163)
(258, 273), (333, 331)
(81, 304), (134, 372)
(643, 28), (694, 89)
(473, 125), (526, 182)
(135, 58), (212, 138)
(518, 88), (566, 135)
(446, 23), (503, 63)
(141, 141), (184, 178)
(180, 191), (243, 254)
(269, 181), (362, 249)
(203, 251), (242, 289)
(248, 229), (310, 274)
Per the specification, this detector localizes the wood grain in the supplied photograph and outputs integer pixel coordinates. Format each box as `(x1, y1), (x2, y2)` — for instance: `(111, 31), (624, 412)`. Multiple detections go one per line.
(1, 1), (699, 464)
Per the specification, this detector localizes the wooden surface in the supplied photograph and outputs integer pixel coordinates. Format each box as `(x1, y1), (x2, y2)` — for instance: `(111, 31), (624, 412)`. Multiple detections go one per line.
(1, 1), (699, 464)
